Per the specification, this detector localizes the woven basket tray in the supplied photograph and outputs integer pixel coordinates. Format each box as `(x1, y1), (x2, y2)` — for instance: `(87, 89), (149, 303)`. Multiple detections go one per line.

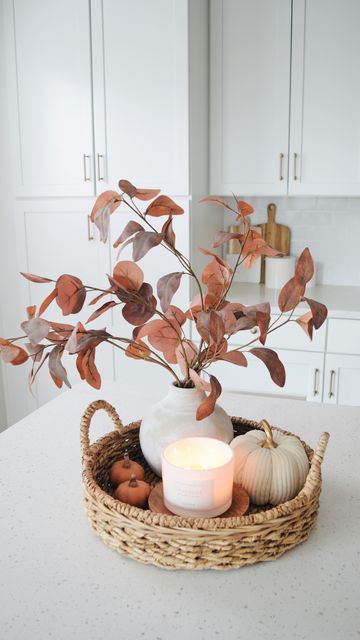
(81, 399), (329, 570)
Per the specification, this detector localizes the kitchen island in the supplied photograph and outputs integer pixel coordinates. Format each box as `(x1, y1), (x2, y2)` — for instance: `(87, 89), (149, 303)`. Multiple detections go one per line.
(1, 381), (359, 640)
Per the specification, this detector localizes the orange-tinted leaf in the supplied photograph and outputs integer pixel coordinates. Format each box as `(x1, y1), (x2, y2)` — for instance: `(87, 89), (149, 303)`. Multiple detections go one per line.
(122, 282), (156, 326)
(113, 221), (144, 248)
(256, 310), (271, 345)
(76, 352), (85, 380)
(56, 274), (86, 316)
(295, 248), (314, 286)
(199, 195), (234, 211)
(213, 231), (242, 249)
(125, 340), (151, 360)
(136, 319), (180, 356)
(196, 375), (222, 421)
(86, 300), (117, 324)
(199, 247), (231, 268)
(20, 272), (53, 284)
(157, 272), (183, 312)
(38, 288), (57, 316)
(221, 350), (248, 367)
(118, 179), (137, 197)
(175, 340), (198, 376)
(295, 311), (314, 340)
(164, 305), (186, 327)
(82, 348), (101, 389)
(161, 216), (176, 248)
(89, 289), (113, 306)
(278, 277), (305, 312)
(201, 258), (232, 303)
(90, 190), (122, 222)
(236, 200), (254, 219)
(113, 260), (144, 291)
(302, 297), (328, 329)
(145, 195), (184, 217)
(0, 338), (29, 365)
(26, 305), (36, 319)
(241, 231), (281, 268)
(250, 347), (285, 387)
(133, 188), (161, 201)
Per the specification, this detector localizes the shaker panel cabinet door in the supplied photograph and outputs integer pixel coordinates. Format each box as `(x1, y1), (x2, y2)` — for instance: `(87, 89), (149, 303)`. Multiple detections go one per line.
(323, 354), (360, 406)
(289, 0), (360, 196)
(8, 0), (95, 197)
(91, 0), (189, 195)
(210, 0), (291, 196)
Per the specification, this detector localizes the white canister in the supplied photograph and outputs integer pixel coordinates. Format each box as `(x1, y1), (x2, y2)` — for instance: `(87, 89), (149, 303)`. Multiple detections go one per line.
(162, 437), (234, 518)
(265, 255), (296, 289)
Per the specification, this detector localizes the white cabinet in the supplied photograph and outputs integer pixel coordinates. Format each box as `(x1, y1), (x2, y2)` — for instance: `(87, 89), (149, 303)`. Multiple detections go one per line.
(210, 0), (291, 196)
(7, 0), (95, 197)
(323, 354), (360, 406)
(289, 0), (360, 196)
(91, 0), (189, 195)
(211, 0), (360, 197)
(210, 350), (324, 403)
(15, 200), (115, 408)
(6, 0), (189, 198)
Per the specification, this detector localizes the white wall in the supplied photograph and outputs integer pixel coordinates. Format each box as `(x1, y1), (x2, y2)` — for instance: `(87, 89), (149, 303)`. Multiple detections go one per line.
(223, 196), (360, 286)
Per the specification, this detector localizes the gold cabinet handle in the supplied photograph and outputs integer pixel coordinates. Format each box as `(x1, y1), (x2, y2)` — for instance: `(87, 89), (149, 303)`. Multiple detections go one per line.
(83, 154), (91, 182)
(293, 153), (299, 181)
(87, 215), (94, 241)
(328, 369), (336, 398)
(97, 153), (104, 181)
(279, 153), (284, 181)
(313, 368), (319, 396)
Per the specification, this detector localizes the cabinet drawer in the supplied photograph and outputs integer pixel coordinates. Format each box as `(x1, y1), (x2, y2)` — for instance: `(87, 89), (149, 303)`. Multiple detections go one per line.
(229, 314), (326, 353)
(327, 319), (360, 355)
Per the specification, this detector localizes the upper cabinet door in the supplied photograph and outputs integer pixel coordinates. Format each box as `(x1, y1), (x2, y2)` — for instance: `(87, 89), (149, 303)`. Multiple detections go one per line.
(289, 0), (360, 196)
(8, 0), (94, 197)
(91, 0), (189, 196)
(210, 0), (291, 196)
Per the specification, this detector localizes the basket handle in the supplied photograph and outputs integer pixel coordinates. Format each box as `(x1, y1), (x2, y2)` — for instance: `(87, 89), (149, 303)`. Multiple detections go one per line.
(80, 399), (124, 458)
(301, 431), (330, 499)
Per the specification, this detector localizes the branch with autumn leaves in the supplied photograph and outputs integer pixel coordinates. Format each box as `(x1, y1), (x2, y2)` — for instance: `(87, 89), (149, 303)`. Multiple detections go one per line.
(0, 180), (327, 420)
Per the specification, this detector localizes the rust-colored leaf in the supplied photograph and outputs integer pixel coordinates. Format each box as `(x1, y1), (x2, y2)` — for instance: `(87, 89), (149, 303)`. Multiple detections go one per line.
(161, 216), (176, 248)
(164, 305), (186, 328)
(278, 277), (305, 313)
(250, 347), (285, 387)
(132, 231), (163, 261)
(201, 258), (232, 304)
(302, 297), (328, 329)
(20, 272), (53, 284)
(113, 221), (144, 249)
(86, 300), (117, 324)
(196, 375), (222, 421)
(295, 248), (314, 286)
(118, 179), (137, 197)
(136, 319), (180, 357)
(26, 305), (36, 319)
(175, 340), (198, 376)
(56, 274), (86, 316)
(82, 348), (101, 389)
(189, 369), (211, 392)
(295, 311), (314, 340)
(236, 200), (254, 219)
(220, 350), (248, 367)
(125, 340), (151, 360)
(145, 195), (184, 217)
(0, 338), (29, 365)
(37, 288), (57, 317)
(113, 260), (144, 291)
(240, 231), (282, 268)
(213, 231), (242, 249)
(89, 289), (113, 306)
(256, 310), (271, 345)
(90, 190), (122, 222)
(157, 272), (183, 312)
(133, 188), (161, 201)
(199, 195), (234, 211)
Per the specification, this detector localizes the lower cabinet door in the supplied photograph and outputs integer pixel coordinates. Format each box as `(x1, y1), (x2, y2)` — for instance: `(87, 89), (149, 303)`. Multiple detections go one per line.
(209, 349), (324, 403)
(323, 354), (360, 406)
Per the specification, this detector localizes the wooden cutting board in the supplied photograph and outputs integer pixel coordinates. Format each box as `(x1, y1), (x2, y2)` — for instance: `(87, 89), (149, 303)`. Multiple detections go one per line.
(259, 203), (291, 283)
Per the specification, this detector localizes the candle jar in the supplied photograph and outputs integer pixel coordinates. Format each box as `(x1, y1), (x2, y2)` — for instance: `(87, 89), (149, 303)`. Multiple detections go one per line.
(161, 437), (234, 518)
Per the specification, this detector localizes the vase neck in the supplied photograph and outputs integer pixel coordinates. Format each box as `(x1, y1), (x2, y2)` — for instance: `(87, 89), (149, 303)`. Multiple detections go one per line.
(165, 385), (206, 409)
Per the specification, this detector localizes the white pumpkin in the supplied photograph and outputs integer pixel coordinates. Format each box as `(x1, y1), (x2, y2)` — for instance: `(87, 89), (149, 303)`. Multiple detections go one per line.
(230, 420), (309, 506)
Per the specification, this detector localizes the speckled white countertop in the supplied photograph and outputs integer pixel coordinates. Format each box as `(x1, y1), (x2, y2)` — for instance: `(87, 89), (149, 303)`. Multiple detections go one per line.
(1, 381), (359, 640)
(228, 283), (360, 319)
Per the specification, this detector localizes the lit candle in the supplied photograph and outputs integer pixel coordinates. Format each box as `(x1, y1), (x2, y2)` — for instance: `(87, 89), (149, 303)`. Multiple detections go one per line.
(161, 437), (234, 518)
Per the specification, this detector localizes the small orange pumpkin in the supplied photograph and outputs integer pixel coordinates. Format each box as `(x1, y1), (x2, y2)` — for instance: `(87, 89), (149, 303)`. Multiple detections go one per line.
(109, 452), (145, 486)
(114, 474), (151, 508)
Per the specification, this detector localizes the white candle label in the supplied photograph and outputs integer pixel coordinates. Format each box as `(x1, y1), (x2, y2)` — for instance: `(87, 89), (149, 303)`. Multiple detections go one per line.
(169, 478), (214, 509)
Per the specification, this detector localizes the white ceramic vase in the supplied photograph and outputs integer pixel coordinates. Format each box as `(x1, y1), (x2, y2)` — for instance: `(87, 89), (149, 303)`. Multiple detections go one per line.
(139, 384), (234, 476)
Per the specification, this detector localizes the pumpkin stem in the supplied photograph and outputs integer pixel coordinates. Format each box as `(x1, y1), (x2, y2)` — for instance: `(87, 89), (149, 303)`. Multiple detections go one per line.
(259, 419), (278, 449)
(129, 473), (138, 487)
(123, 452), (131, 468)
